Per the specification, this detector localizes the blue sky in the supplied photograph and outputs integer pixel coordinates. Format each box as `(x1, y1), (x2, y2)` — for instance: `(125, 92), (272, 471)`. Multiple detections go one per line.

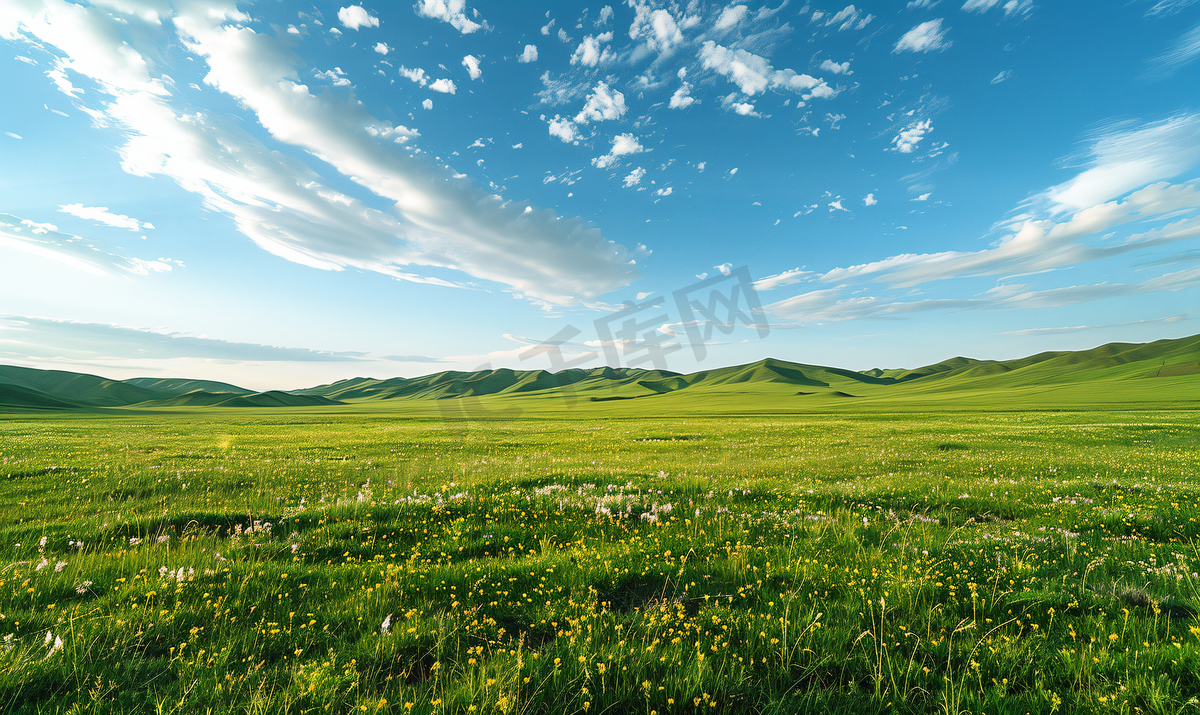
(2, 0), (1199, 390)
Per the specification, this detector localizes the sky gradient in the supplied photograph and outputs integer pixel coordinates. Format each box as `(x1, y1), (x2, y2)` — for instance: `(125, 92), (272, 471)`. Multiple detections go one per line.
(2, 0), (1199, 390)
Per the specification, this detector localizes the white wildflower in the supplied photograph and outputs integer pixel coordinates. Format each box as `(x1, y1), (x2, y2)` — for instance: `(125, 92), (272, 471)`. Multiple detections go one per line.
(380, 613), (392, 635)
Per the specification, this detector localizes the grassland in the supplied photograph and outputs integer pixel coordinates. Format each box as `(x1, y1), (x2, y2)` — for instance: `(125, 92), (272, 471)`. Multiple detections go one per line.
(1, 408), (1198, 714)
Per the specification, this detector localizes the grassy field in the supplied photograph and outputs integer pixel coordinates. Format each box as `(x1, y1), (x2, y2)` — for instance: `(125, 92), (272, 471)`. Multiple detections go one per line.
(1, 407), (1198, 714)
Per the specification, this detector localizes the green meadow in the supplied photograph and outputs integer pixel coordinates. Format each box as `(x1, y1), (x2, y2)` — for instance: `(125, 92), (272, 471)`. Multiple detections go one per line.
(1, 404), (1198, 714)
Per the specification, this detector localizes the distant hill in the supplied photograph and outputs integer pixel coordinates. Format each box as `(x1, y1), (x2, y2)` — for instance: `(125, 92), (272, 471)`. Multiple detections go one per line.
(122, 377), (253, 396)
(292, 366), (682, 401)
(0, 365), (163, 406)
(2, 333), (1197, 411)
(0, 366), (340, 410)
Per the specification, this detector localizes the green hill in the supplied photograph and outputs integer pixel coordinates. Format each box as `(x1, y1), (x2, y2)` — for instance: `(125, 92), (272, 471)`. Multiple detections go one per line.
(134, 390), (342, 408)
(0, 382), (84, 410)
(122, 377), (253, 396)
(0, 365), (163, 406)
(3, 333), (1198, 412)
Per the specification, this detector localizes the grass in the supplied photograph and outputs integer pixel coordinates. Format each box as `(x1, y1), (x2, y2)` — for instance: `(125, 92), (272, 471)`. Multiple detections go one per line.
(1, 408), (1199, 714)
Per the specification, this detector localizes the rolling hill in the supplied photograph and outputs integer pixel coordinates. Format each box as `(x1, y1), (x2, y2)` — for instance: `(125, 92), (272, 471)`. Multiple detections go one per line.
(2, 333), (1197, 412)
(0, 366), (341, 410)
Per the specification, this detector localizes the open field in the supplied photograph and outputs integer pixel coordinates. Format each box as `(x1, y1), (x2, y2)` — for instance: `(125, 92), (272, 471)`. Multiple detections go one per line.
(1, 408), (1198, 714)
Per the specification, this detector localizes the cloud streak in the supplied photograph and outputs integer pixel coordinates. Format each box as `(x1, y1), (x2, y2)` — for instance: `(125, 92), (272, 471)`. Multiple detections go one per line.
(0, 315), (415, 363)
(0, 212), (173, 276)
(58, 203), (153, 231)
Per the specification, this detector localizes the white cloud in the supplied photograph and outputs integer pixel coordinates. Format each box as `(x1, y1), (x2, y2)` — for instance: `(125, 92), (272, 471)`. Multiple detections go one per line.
(518, 44), (539, 63)
(721, 94), (761, 117)
(753, 267), (811, 290)
(571, 33), (614, 67)
(894, 19), (952, 53)
(399, 66), (428, 86)
(0, 1), (640, 305)
(46, 65), (84, 97)
(422, 97), (434, 109)
(623, 166), (646, 186)
(598, 5), (614, 25)
(414, 0), (483, 34)
(907, 0), (940, 8)
(1002, 0), (1034, 18)
(461, 55), (481, 80)
(429, 78), (457, 94)
(963, 0), (1031, 16)
(314, 68), (351, 86)
(817, 4), (873, 31)
(373, 42), (390, 55)
(0, 212), (169, 277)
(829, 199), (846, 212)
(558, 27), (570, 43)
(1146, 0), (1200, 16)
(991, 69), (1012, 84)
(699, 42), (835, 99)
(714, 5), (749, 31)
(669, 82), (696, 109)
(913, 192), (931, 201)
(822, 181), (1200, 289)
(337, 5), (379, 30)
(890, 119), (933, 153)
(1148, 21), (1200, 75)
(763, 115), (1200, 323)
(547, 115), (578, 142)
(628, 2), (694, 55)
(863, 193), (877, 206)
(715, 262), (732, 276)
(541, 19), (555, 35)
(820, 59), (852, 75)
(1, 315), (441, 368)
(58, 203), (153, 231)
(1047, 113), (1200, 212)
(826, 5), (856, 25)
(655, 186), (672, 196)
(592, 133), (645, 169)
(574, 82), (626, 123)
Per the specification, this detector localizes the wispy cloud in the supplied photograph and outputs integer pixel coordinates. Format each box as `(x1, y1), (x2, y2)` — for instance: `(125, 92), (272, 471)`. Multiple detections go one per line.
(768, 268), (1200, 324)
(699, 42), (836, 99)
(1003, 314), (1188, 336)
(1147, 21), (1200, 75)
(0, 315), (446, 364)
(0, 212), (173, 277)
(894, 19), (951, 53)
(58, 204), (153, 232)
